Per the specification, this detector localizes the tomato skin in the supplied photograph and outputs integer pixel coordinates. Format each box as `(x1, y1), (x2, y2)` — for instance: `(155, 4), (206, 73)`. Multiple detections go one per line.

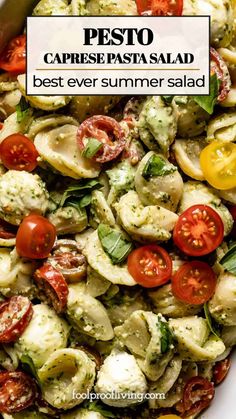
(77, 115), (126, 163)
(200, 141), (236, 190)
(136, 0), (183, 15)
(128, 244), (172, 288)
(0, 219), (17, 239)
(173, 204), (224, 256)
(16, 214), (56, 259)
(0, 35), (26, 74)
(210, 47), (230, 102)
(0, 296), (33, 343)
(182, 376), (215, 418)
(171, 261), (216, 305)
(213, 358), (231, 385)
(0, 371), (37, 413)
(0, 134), (39, 171)
(34, 263), (68, 313)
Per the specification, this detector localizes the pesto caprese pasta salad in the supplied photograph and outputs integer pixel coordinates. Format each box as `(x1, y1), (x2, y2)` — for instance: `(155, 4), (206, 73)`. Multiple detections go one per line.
(0, 0), (235, 418)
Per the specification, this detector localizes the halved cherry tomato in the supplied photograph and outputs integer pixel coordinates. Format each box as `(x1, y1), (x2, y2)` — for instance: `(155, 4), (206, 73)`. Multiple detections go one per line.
(16, 214), (56, 259)
(229, 206), (236, 238)
(0, 296), (33, 343)
(0, 371), (37, 413)
(0, 219), (17, 239)
(0, 134), (39, 172)
(48, 239), (87, 282)
(171, 261), (216, 305)
(127, 244), (172, 288)
(173, 205), (224, 256)
(34, 263), (68, 313)
(213, 358), (231, 385)
(0, 35), (26, 74)
(77, 115), (125, 163)
(210, 47), (230, 102)
(200, 141), (236, 190)
(136, 0), (183, 15)
(182, 377), (215, 418)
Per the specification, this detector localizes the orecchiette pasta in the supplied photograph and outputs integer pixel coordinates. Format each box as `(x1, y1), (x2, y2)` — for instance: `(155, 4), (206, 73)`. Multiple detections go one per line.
(89, 190), (115, 228)
(148, 284), (202, 318)
(38, 348), (96, 409)
(34, 124), (101, 179)
(84, 229), (136, 286)
(169, 316), (226, 361)
(61, 409), (106, 419)
(27, 114), (79, 140)
(66, 283), (114, 341)
(17, 75), (71, 111)
(138, 96), (178, 154)
(14, 304), (69, 368)
(207, 111), (236, 142)
(174, 97), (210, 138)
(172, 137), (207, 181)
(209, 272), (236, 325)
(116, 190), (179, 242)
(0, 89), (21, 120)
(115, 310), (174, 381)
(48, 205), (88, 235)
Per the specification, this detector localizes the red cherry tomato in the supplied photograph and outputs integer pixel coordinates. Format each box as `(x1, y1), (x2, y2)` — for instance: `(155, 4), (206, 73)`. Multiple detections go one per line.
(136, 0), (183, 15)
(229, 206), (236, 238)
(34, 263), (68, 313)
(0, 219), (17, 239)
(171, 261), (216, 305)
(16, 214), (56, 259)
(0, 134), (39, 171)
(210, 47), (230, 102)
(127, 244), (172, 288)
(0, 371), (37, 413)
(0, 35), (26, 74)
(77, 115), (126, 163)
(0, 296), (33, 343)
(213, 358), (231, 385)
(173, 205), (224, 256)
(182, 377), (215, 418)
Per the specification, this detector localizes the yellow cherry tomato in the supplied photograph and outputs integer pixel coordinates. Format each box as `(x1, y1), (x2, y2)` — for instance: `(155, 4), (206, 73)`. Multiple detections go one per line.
(200, 140), (236, 190)
(158, 416), (182, 419)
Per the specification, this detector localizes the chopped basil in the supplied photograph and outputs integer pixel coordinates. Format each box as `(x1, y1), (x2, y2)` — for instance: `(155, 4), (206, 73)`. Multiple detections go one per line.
(142, 154), (176, 179)
(159, 321), (173, 353)
(60, 179), (102, 209)
(220, 243), (236, 275)
(204, 303), (220, 339)
(85, 401), (115, 418)
(161, 96), (173, 105)
(21, 354), (42, 388)
(193, 74), (220, 114)
(16, 97), (31, 123)
(82, 137), (103, 158)
(98, 224), (133, 265)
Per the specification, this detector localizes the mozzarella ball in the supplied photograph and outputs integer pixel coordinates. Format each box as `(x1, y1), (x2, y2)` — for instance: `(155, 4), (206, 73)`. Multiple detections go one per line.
(0, 170), (49, 225)
(135, 151), (183, 211)
(209, 272), (236, 325)
(14, 304), (69, 368)
(95, 350), (147, 407)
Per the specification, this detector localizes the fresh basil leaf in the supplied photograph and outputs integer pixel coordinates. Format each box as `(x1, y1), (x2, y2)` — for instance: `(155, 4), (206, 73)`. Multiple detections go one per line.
(204, 303), (220, 339)
(159, 321), (173, 353)
(142, 154), (176, 179)
(98, 224), (133, 265)
(193, 74), (220, 114)
(60, 179), (102, 207)
(220, 243), (236, 275)
(161, 96), (173, 105)
(16, 97), (30, 123)
(82, 137), (103, 158)
(21, 354), (42, 388)
(86, 401), (115, 418)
